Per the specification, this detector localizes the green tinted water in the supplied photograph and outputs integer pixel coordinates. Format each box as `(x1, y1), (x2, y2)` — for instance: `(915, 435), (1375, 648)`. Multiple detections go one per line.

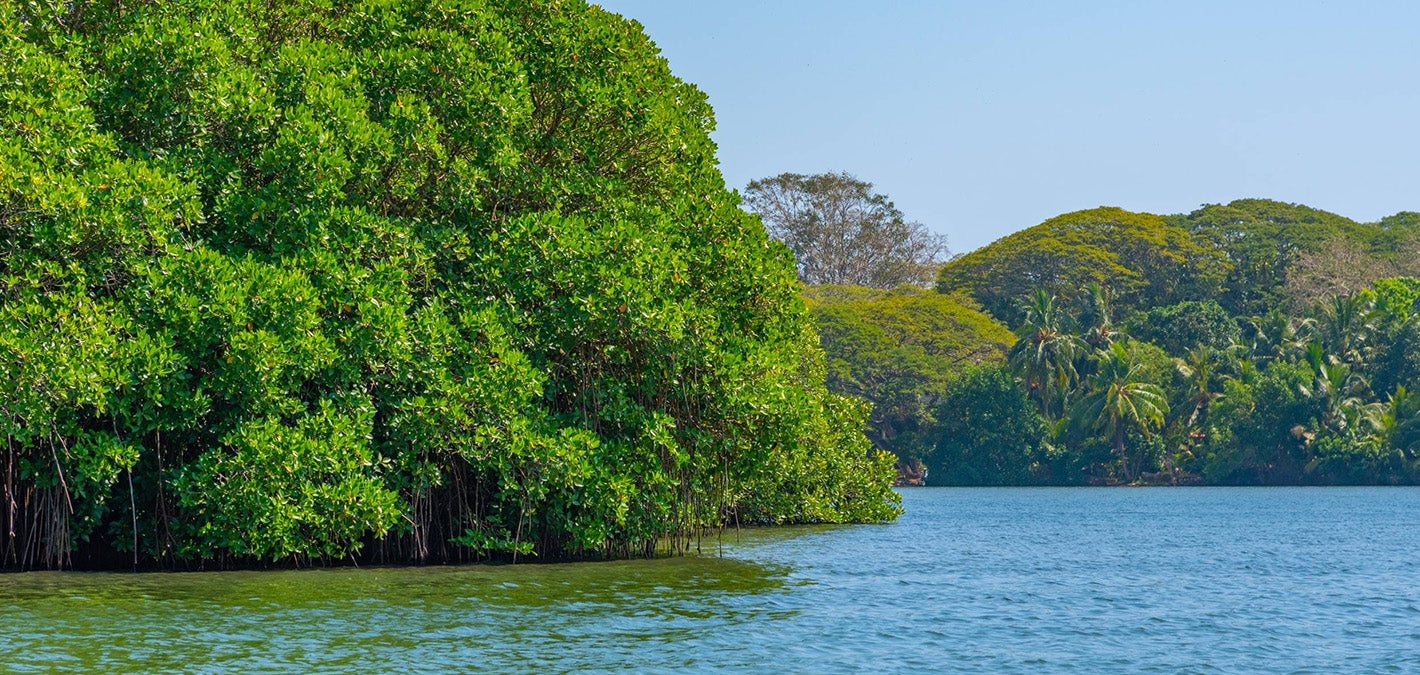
(6, 488), (1420, 673)
(1, 552), (793, 673)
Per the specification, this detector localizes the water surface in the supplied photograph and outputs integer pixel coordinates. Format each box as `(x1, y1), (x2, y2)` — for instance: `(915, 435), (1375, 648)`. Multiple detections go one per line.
(4, 488), (1420, 672)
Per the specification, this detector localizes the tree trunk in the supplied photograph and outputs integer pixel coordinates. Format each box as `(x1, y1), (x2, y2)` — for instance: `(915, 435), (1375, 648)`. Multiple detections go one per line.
(1114, 427), (1131, 483)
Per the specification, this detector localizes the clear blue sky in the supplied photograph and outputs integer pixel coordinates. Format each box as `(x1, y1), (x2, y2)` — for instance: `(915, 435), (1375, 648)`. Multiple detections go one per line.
(594, 1), (1420, 252)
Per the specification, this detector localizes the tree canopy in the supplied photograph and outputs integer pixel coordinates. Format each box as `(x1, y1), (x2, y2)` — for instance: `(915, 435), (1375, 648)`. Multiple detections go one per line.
(744, 172), (948, 288)
(0, 0), (898, 570)
(918, 276), (1420, 487)
(937, 207), (1228, 325)
(807, 197), (1420, 488)
(805, 285), (1014, 466)
(927, 366), (1049, 486)
(1175, 199), (1420, 314)
(1126, 300), (1241, 356)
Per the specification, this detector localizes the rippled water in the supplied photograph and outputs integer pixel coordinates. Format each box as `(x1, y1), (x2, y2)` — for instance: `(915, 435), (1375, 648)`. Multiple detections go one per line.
(4, 488), (1420, 673)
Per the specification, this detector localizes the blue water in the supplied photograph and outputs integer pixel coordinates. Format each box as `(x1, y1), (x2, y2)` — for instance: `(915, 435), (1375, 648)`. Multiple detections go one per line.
(745, 488), (1420, 672)
(3, 488), (1419, 672)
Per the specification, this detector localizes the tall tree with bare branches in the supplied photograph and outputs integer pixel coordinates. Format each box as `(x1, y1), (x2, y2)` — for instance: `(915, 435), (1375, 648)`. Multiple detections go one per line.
(743, 172), (948, 287)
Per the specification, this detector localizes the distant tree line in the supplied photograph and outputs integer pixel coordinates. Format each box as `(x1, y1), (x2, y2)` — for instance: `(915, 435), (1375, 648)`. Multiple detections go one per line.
(933, 277), (1420, 486)
(766, 191), (1420, 486)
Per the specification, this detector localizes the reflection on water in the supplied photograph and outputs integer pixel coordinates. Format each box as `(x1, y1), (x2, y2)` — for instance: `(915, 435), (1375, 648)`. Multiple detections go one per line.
(2, 556), (792, 674)
(5, 488), (1420, 673)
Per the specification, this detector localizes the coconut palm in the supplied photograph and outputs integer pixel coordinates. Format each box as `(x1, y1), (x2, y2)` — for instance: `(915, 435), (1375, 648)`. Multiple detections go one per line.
(1008, 289), (1082, 420)
(1071, 342), (1169, 481)
(1378, 386), (1420, 461)
(1078, 282), (1119, 351)
(1175, 346), (1227, 431)
(1317, 293), (1378, 367)
(1247, 308), (1312, 365)
(1299, 347), (1379, 435)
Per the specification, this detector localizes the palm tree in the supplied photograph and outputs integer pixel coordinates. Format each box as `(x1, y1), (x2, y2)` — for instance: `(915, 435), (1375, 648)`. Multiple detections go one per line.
(1175, 346), (1226, 431)
(1078, 282), (1119, 351)
(1299, 347), (1378, 436)
(1317, 293), (1378, 367)
(1378, 386), (1420, 463)
(1247, 308), (1311, 365)
(1165, 346), (1228, 475)
(1008, 289), (1082, 420)
(1071, 342), (1169, 482)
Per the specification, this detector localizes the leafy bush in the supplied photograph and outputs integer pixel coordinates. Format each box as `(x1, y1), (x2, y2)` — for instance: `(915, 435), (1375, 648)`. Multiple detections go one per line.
(807, 286), (1014, 464)
(928, 367), (1050, 486)
(1127, 300), (1241, 356)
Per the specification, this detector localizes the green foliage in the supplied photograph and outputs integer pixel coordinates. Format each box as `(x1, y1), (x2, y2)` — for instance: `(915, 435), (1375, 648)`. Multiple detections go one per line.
(1307, 433), (1406, 485)
(0, 0), (897, 570)
(1367, 277), (1420, 320)
(1007, 289), (1083, 420)
(1177, 199), (1412, 315)
(1127, 300), (1241, 356)
(921, 281), (1420, 486)
(938, 207), (1227, 325)
(1069, 342), (1169, 481)
(1199, 361), (1315, 484)
(1371, 316), (1420, 398)
(1377, 386), (1420, 462)
(738, 389), (902, 524)
(1120, 340), (1176, 390)
(928, 366), (1050, 486)
(173, 402), (402, 561)
(921, 199), (1420, 486)
(807, 285), (1014, 464)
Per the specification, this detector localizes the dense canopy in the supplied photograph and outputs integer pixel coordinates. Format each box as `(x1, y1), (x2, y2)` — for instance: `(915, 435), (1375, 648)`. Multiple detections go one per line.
(852, 200), (1420, 488)
(937, 207), (1227, 325)
(1175, 199), (1420, 314)
(804, 285), (1013, 466)
(0, 0), (898, 570)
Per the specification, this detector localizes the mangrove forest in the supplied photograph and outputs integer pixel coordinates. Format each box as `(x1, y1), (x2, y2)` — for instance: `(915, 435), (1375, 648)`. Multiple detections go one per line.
(0, 0), (901, 571)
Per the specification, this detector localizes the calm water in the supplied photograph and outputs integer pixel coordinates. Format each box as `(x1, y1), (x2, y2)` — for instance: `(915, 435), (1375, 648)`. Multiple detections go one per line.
(4, 488), (1420, 673)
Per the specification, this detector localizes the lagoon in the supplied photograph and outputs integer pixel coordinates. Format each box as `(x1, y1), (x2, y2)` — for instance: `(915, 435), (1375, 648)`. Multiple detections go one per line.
(4, 488), (1420, 673)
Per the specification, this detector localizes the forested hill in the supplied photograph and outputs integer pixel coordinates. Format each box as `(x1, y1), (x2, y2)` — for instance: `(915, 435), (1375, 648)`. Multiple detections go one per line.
(831, 198), (1420, 487)
(0, 0), (899, 571)
(939, 200), (1420, 323)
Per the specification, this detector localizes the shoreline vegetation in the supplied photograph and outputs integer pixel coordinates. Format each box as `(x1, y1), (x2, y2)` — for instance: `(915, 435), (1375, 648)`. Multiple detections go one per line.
(0, 0), (899, 572)
(797, 203), (1420, 490)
